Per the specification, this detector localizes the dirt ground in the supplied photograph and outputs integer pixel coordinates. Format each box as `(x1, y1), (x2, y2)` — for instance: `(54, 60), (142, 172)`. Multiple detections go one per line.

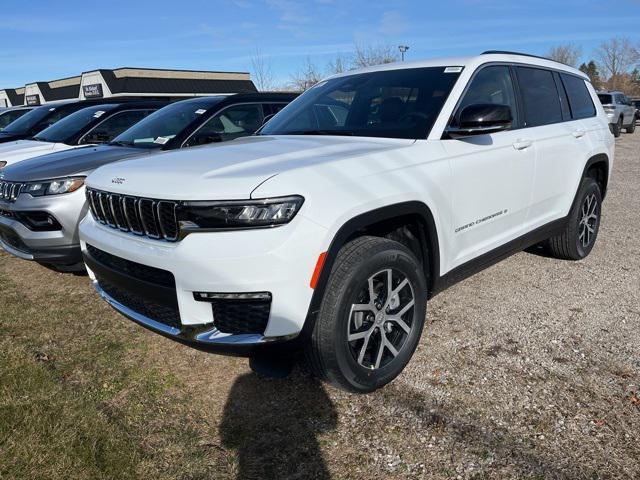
(1, 132), (639, 480)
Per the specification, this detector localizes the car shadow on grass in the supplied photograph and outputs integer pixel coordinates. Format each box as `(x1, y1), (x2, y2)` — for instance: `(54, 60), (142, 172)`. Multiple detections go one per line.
(220, 372), (337, 480)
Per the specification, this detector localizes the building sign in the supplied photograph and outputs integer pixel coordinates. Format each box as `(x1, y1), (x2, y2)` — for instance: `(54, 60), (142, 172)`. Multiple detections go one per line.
(83, 84), (104, 99)
(26, 95), (41, 106)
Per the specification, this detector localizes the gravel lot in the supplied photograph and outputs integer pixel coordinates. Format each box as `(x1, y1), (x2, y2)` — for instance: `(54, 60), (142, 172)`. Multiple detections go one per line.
(1, 133), (638, 480)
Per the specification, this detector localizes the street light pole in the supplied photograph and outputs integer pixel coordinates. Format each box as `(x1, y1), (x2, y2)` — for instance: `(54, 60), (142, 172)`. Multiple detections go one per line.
(398, 45), (410, 61)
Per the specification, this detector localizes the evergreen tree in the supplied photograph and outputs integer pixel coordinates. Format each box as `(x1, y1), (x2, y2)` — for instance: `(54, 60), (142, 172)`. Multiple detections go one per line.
(580, 61), (602, 89)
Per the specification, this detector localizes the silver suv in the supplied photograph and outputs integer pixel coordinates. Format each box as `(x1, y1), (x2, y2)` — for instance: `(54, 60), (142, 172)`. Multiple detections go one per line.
(597, 91), (636, 137)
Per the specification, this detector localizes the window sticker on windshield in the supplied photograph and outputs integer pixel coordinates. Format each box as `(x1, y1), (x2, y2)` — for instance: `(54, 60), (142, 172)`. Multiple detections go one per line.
(93, 111), (106, 118)
(444, 66), (463, 73)
(195, 109), (207, 115)
(154, 136), (170, 145)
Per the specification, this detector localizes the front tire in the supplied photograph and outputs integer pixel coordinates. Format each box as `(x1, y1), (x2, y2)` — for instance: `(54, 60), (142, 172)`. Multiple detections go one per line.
(306, 236), (427, 393)
(547, 177), (602, 260)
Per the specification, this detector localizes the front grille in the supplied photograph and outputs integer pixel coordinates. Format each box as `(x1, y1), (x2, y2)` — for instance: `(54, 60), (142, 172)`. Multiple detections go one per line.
(212, 300), (271, 335)
(98, 276), (181, 328)
(86, 188), (179, 242)
(0, 181), (26, 203)
(86, 244), (175, 288)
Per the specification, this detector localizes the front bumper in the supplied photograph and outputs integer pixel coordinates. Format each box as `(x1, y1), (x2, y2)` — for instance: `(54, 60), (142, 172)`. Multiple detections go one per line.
(79, 211), (330, 351)
(0, 188), (87, 265)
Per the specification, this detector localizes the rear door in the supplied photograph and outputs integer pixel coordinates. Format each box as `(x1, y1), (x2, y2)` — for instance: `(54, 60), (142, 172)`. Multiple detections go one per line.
(518, 67), (593, 229)
(443, 64), (535, 267)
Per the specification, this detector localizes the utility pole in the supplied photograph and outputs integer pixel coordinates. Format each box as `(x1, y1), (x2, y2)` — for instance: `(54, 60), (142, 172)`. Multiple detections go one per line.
(398, 45), (410, 61)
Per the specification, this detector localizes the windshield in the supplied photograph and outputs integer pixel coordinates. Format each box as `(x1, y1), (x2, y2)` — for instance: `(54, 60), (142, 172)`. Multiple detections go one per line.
(598, 94), (613, 105)
(0, 109), (30, 130)
(1, 103), (78, 135)
(2, 105), (57, 134)
(33, 105), (118, 143)
(260, 67), (462, 139)
(112, 98), (221, 148)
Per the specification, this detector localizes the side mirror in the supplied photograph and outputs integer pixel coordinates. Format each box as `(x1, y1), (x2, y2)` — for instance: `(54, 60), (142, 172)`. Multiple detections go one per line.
(83, 132), (111, 144)
(194, 133), (223, 146)
(446, 103), (512, 138)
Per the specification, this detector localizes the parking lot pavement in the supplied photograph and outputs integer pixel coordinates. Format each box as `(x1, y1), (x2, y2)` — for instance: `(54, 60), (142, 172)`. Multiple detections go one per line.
(1, 133), (638, 479)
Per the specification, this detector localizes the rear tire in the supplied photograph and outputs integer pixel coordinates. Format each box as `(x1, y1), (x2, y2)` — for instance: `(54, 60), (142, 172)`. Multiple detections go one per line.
(305, 236), (427, 393)
(546, 177), (602, 261)
(613, 117), (622, 137)
(625, 119), (636, 133)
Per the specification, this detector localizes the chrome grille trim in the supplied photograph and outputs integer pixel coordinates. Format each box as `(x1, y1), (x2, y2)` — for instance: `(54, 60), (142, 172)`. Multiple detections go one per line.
(0, 181), (26, 203)
(86, 188), (179, 242)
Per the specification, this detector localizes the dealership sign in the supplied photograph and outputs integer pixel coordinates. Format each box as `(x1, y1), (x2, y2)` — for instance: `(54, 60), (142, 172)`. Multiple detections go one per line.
(83, 84), (104, 98)
(25, 95), (41, 106)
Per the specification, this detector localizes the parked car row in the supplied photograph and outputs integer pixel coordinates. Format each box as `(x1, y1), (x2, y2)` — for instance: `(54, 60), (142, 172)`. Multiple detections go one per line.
(0, 51), (615, 392)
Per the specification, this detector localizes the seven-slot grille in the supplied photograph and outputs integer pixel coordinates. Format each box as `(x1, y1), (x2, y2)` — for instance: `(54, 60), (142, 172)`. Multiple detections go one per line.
(0, 181), (26, 203)
(86, 188), (179, 241)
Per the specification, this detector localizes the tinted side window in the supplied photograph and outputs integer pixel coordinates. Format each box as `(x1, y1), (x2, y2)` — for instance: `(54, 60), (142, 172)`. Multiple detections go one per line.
(560, 74), (596, 119)
(516, 67), (563, 127)
(455, 65), (518, 127)
(80, 110), (151, 144)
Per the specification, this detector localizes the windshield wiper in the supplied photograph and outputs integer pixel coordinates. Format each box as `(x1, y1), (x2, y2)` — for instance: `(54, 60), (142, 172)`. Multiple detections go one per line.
(110, 140), (135, 147)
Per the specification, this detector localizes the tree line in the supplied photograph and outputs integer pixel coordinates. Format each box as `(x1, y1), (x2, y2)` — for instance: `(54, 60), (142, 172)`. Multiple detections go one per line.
(547, 37), (640, 95)
(251, 37), (640, 95)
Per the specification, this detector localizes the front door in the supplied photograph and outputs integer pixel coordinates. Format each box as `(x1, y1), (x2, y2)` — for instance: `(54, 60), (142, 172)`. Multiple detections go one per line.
(442, 64), (535, 269)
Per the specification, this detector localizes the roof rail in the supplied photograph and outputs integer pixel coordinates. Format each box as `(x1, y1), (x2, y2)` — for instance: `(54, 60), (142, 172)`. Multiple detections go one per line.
(481, 50), (555, 62)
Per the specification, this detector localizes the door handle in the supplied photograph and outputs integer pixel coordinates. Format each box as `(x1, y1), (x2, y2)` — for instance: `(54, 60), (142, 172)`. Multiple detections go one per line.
(572, 130), (586, 138)
(513, 139), (532, 150)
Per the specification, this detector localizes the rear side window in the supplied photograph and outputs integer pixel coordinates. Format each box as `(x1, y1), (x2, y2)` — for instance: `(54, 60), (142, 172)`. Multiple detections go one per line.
(560, 74), (596, 119)
(516, 67), (563, 127)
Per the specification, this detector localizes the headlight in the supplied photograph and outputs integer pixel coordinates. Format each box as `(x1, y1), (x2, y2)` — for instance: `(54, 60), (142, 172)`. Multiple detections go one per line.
(178, 195), (304, 230)
(24, 177), (85, 197)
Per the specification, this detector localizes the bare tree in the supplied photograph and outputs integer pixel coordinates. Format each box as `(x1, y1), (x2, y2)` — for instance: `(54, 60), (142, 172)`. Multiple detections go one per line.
(596, 37), (640, 90)
(289, 57), (323, 92)
(352, 44), (399, 68)
(251, 49), (275, 92)
(546, 44), (582, 67)
(326, 54), (349, 75)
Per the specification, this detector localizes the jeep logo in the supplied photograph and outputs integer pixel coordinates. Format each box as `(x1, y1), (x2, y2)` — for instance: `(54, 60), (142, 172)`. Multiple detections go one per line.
(111, 177), (125, 185)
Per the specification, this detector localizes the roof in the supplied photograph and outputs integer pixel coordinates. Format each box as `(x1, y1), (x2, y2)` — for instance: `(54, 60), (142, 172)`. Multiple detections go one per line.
(1, 88), (25, 106)
(326, 52), (589, 81)
(85, 67), (257, 95)
(25, 75), (82, 102)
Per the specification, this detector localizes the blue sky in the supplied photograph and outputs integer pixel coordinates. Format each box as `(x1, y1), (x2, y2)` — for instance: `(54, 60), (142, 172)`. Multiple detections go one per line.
(1, 0), (640, 88)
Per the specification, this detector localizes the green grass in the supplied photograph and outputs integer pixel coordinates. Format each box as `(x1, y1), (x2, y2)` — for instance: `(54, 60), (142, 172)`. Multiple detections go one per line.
(0, 260), (228, 480)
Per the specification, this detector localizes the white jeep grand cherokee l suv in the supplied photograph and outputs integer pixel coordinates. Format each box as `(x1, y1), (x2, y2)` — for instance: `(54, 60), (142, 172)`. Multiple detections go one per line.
(79, 51), (614, 393)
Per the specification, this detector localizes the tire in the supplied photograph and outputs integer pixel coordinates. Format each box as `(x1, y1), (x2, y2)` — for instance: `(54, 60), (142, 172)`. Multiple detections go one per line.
(613, 117), (622, 137)
(547, 177), (602, 261)
(625, 119), (636, 133)
(305, 236), (427, 393)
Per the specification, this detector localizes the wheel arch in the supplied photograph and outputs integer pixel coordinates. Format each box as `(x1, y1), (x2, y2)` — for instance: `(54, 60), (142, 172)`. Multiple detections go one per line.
(583, 153), (610, 199)
(298, 201), (441, 343)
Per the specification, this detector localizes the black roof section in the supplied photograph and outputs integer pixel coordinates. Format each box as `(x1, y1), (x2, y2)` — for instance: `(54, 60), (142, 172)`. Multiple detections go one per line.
(91, 67), (257, 95)
(3, 88), (25, 106)
(26, 75), (81, 102)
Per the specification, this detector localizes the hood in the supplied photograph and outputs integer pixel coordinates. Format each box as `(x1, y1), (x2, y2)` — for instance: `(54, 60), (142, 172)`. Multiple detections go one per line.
(0, 141), (80, 169)
(0, 144), (150, 182)
(86, 135), (414, 200)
